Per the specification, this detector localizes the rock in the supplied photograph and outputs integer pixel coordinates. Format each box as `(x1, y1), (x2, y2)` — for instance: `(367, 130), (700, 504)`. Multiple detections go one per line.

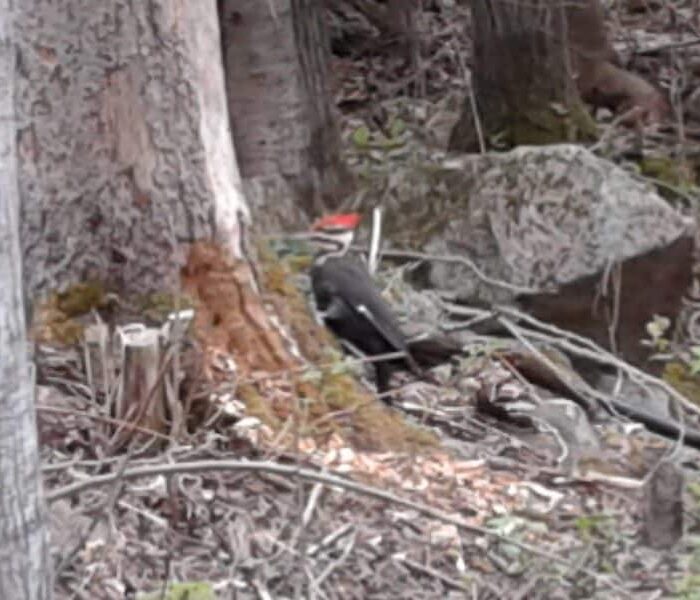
(596, 371), (673, 420)
(372, 144), (695, 369)
(428, 145), (691, 300)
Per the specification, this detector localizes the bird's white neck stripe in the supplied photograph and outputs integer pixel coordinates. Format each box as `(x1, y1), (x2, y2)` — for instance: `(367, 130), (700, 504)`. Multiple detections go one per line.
(313, 230), (354, 264)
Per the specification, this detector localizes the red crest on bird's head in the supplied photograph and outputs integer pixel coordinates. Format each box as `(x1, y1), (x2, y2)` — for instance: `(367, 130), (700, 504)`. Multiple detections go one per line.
(311, 213), (362, 231)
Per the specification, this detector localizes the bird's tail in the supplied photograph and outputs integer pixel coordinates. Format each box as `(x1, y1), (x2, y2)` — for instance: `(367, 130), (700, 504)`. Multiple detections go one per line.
(407, 335), (462, 369)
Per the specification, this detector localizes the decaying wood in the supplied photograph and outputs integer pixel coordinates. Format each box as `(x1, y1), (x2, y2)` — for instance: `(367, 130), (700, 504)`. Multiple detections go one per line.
(182, 242), (299, 377)
(82, 309), (195, 447)
(83, 321), (112, 404)
(13, 0), (315, 452)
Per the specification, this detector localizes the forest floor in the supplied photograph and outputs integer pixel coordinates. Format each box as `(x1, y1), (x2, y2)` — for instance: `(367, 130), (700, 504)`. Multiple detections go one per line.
(40, 2), (700, 599)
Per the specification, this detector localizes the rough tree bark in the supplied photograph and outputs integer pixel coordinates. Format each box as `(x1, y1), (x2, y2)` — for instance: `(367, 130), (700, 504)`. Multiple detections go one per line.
(566, 0), (668, 123)
(16, 1), (246, 301)
(13, 0), (302, 534)
(220, 0), (351, 229)
(449, 0), (598, 152)
(17, 0), (309, 438)
(0, 3), (51, 598)
(449, 0), (668, 152)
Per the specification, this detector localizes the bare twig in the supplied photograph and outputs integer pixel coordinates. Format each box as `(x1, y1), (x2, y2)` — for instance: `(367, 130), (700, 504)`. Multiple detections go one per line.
(589, 106), (646, 154)
(634, 37), (700, 56)
(368, 206), (383, 276)
(313, 528), (357, 588)
(371, 247), (539, 295)
(496, 306), (692, 459)
(302, 483), (324, 528)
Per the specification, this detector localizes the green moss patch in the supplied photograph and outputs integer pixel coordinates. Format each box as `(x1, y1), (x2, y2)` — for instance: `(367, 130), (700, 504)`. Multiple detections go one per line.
(33, 281), (108, 344)
(663, 362), (700, 407)
(138, 582), (214, 600)
(640, 156), (692, 187)
(33, 281), (195, 346)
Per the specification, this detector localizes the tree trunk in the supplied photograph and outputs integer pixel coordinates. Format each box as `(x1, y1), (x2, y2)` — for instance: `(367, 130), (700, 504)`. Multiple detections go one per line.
(220, 0), (350, 230)
(0, 3), (51, 597)
(449, 0), (597, 152)
(16, 0), (246, 301)
(567, 0), (668, 123)
(16, 0), (301, 457)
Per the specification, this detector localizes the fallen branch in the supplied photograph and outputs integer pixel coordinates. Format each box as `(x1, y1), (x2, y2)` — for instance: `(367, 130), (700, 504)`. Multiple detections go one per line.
(365, 247), (540, 295)
(45, 457), (632, 596)
(634, 37), (700, 56)
(496, 306), (699, 454)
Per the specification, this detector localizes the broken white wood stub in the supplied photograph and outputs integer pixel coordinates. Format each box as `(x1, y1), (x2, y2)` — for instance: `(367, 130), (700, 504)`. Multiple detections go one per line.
(368, 206), (383, 277)
(159, 308), (195, 344)
(113, 326), (165, 447)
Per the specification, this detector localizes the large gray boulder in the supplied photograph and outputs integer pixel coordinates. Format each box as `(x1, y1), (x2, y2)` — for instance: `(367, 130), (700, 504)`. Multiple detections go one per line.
(372, 144), (695, 368)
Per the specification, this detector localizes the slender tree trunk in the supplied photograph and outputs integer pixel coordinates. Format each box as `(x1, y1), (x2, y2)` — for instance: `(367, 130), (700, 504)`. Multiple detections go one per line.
(0, 3), (51, 597)
(16, 0), (246, 301)
(449, 0), (597, 152)
(220, 0), (350, 229)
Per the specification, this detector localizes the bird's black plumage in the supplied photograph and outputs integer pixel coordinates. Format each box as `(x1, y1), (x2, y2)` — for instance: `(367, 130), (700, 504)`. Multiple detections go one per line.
(311, 255), (422, 393)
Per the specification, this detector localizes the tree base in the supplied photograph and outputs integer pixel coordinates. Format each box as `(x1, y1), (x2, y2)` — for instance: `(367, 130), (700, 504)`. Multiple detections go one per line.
(449, 97), (597, 153)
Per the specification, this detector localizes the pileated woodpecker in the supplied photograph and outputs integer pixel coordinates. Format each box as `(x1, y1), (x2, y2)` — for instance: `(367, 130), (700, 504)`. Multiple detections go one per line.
(305, 212), (460, 395)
